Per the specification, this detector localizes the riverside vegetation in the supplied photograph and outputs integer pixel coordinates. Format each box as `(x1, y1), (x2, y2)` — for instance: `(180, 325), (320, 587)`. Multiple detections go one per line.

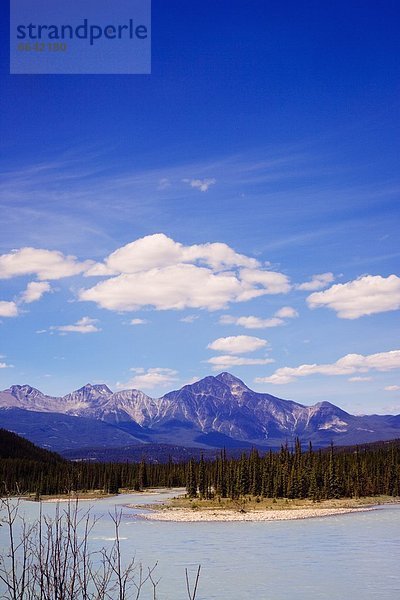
(1, 430), (399, 501)
(1, 430), (400, 598)
(0, 497), (201, 600)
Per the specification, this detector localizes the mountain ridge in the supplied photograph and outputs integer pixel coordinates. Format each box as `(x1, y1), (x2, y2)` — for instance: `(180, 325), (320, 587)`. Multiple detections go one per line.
(1, 372), (399, 452)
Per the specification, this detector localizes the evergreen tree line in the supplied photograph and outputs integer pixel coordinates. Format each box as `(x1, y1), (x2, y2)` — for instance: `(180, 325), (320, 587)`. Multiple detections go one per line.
(186, 441), (400, 500)
(0, 457), (183, 496)
(1, 439), (399, 500)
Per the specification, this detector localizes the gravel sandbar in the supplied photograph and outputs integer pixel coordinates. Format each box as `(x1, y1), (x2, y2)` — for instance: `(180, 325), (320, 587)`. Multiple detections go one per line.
(136, 506), (376, 522)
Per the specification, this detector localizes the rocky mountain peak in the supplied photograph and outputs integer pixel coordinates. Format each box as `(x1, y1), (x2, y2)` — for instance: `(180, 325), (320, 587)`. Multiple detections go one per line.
(214, 372), (249, 398)
(9, 384), (44, 399)
(1, 373), (400, 449)
(76, 383), (113, 395)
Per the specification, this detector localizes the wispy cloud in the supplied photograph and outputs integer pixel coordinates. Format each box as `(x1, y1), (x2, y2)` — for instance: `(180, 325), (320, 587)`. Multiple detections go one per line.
(180, 315), (199, 323)
(50, 316), (101, 335)
(207, 355), (274, 371)
(182, 178), (216, 192)
(256, 349), (400, 385)
(297, 273), (334, 291)
(0, 359), (13, 368)
(19, 281), (52, 304)
(219, 306), (298, 329)
(219, 315), (284, 329)
(116, 367), (179, 391)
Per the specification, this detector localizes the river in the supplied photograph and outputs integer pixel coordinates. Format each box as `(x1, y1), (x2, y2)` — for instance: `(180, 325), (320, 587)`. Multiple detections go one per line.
(1, 490), (399, 599)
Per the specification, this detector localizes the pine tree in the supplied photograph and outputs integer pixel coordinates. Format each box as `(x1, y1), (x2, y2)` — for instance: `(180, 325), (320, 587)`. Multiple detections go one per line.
(186, 459), (197, 498)
(198, 454), (206, 499)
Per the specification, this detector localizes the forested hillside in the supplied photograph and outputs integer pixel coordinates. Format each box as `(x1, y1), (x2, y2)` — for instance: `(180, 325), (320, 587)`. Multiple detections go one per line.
(0, 428), (63, 462)
(1, 428), (399, 500)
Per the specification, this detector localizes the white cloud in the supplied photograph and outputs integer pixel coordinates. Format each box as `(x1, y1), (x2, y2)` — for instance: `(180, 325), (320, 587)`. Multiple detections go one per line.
(239, 269), (291, 295)
(0, 248), (92, 280)
(79, 234), (290, 312)
(180, 315), (199, 323)
(274, 306), (299, 319)
(219, 315), (284, 329)
(349, 376), (373, 382)
(297, 272), (334, 291)
(183, 178), (216, 192)
(116, 367), (179, 391)
(307, 274), (400, 319)
(81, 265), (244, 311)
(384, 385), (400, 392)
(50, 316), (101, 334)
(219, 306), (298, 329)
(20, 281), (52, 304)
(207, 355), (274, 371)
(208, 335), (268, 354)
(84, 263), (117, 277)
(91, 234), (259, 274)
(0, 360), (13, 369)
(130, 318), (148, 325)
(255, 349), (400, 385)
(0, 301), (18, 317)
(307, 275), (400, 319)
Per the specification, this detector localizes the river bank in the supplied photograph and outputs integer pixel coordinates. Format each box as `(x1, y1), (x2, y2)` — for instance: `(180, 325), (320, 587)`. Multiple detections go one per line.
(133, 495), (400, 522)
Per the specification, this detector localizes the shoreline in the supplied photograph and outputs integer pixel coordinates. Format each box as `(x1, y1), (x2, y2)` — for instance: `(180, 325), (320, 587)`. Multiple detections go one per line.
(135, 505), (379, 522)
(25, 487), (182, 503)
(132, 495), (400, 522)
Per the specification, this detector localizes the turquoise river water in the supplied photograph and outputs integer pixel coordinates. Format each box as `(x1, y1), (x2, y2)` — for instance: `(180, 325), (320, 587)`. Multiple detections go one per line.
(1, 491), (399, 599)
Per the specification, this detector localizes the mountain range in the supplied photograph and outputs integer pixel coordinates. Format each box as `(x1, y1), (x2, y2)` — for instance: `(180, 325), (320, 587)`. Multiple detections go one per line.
(1, 372), (399, 456)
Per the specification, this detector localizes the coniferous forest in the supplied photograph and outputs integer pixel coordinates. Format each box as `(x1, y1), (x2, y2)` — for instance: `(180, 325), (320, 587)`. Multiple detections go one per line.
(1, 429), (399, 500)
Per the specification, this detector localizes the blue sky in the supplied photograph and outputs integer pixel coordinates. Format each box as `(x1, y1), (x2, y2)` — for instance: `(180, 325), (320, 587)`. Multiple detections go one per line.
(1, 1), (399, 414)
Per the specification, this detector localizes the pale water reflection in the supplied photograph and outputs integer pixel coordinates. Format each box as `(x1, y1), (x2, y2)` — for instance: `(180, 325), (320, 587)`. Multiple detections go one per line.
(1, 491), (399, 599)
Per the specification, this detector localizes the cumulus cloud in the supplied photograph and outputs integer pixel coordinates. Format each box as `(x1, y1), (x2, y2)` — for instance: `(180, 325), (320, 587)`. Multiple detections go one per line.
(116, 367), (179, 391)
(239, 269), (291, 295)
(307, 274), (400, 319)
(219, 315), (284, 329)
(130, 318), (148, 325)
(50, 316), (101, 334)
(208, 335), (268, 354)
(349, 376), (373, 382)
(183, 178), (216, 192)
(384, 385), (400, 392)
(0, 248), (92, 280)
(20, 281), (52, 304)
(79, 234), (290, 312)
(89, 234), (259, 274)
(219, 306), (298, 329)
(274, 306), (299, 319)
(297, 273), (334, 291)
(255, 349), (400, 385)
(0, 301), (19, 318)
(207, 355), (274, 371)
